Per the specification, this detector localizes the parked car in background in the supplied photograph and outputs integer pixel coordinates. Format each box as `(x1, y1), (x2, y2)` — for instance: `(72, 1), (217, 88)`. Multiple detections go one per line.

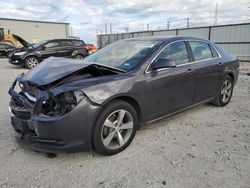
(86, 43), (97, 53)
(8, 36), (239, 155)
(0, 43), (15, 57)
(9, 39), (89, 68)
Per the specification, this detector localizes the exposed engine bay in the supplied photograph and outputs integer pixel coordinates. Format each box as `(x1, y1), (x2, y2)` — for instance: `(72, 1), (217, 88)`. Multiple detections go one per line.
(9, 63), (123, 119)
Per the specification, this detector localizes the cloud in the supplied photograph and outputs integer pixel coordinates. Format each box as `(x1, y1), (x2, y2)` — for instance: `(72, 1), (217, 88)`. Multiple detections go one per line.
(0, 0), (249, 44)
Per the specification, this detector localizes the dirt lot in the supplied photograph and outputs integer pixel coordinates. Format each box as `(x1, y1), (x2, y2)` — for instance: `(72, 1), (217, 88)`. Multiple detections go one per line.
(0, 58), (249, 188)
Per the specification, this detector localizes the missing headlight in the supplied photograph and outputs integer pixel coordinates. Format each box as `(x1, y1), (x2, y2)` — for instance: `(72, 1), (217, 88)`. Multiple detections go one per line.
(40, 91), (85, 117)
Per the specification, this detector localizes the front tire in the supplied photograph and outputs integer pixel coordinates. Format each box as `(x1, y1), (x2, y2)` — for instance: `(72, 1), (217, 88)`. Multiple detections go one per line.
(74, 54), (85, 60)
(24, 56), (39, 69)
(93, 100), (138, 155)
(212, 75), (234, 107)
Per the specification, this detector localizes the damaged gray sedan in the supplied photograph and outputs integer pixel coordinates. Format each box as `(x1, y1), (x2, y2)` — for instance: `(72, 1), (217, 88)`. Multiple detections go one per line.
(8, 36), (239, 155)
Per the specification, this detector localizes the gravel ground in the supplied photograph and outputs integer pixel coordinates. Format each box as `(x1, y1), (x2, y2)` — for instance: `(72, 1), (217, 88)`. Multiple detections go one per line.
(0, 58), (249, 188)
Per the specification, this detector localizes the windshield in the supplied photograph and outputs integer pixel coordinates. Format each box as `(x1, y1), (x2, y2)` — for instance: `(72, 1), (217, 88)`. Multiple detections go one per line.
(84, 40), (160, 71)
(31, 40), (48, 49)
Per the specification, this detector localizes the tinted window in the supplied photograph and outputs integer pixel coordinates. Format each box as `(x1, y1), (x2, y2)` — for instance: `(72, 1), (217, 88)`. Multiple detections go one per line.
(44, 41), (60, 48)
(156, 41), (189, 65)
(72, 40), (85, 46)
(209, 44), (219, 58)
(61, 40), (73, 46)
(189, 41), (213, 61)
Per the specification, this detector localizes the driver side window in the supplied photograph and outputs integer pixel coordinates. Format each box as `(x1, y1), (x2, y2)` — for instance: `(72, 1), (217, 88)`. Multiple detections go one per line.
(156, 41), (190, 65)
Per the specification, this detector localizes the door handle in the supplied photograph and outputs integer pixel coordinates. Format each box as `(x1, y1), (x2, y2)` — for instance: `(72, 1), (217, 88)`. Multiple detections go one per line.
(186, 68), (193, 73)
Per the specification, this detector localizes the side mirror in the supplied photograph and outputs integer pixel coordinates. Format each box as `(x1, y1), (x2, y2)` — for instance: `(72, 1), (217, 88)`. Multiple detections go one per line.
(42, 46), (46, 51)
(152, 58), (176, 70)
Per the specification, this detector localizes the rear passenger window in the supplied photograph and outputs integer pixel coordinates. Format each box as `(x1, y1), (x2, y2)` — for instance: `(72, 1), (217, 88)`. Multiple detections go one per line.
(72, 40), (85, 46)
(189, 41), (213, 61)
(156, 41), (189, 65)
(209, 44), (219, 58)
(61, 40), (73, 46)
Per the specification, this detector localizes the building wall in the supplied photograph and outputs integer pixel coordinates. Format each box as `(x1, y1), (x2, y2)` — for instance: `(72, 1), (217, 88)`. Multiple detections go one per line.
(0, 19), (70, 44)
(97, 23), (250, 61)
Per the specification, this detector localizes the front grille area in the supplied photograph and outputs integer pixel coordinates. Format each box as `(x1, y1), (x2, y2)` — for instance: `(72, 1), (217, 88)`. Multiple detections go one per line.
(10, 80), (37, 120)
(12, 109), (31, 120)
(11, 116), (37, 136)
(10, 96), (34, 120)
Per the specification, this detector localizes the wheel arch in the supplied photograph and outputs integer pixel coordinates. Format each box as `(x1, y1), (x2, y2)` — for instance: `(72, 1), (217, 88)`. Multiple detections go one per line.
(101, 96), (142, 128)
(24, 54), (40, 61)
(90, 95), (142, 152)
(227, 72), (234, 84)
(72, 48), (88, 57)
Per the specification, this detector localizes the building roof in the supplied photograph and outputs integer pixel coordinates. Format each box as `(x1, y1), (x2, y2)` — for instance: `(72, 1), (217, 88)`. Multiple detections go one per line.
(0, 17), (70, 25)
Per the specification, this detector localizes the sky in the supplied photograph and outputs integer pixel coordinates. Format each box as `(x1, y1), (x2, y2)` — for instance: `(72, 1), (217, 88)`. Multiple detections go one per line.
(0, 0), (249, 44)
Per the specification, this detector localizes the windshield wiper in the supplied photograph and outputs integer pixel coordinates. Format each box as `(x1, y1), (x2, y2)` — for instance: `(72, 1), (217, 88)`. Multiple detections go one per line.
(93, 64), (127, 73)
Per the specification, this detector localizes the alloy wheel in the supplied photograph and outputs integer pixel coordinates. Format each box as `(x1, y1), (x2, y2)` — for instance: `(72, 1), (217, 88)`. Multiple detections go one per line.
(27, 57), (39, 68)
(75, 55), (84, 60)
(221, 79), (232, 103)
(101, 109), (134, 150)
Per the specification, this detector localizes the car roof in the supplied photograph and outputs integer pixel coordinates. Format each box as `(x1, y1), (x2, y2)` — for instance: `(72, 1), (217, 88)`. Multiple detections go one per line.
(124, 36), (210, 43)
(47, 39), (84, 42)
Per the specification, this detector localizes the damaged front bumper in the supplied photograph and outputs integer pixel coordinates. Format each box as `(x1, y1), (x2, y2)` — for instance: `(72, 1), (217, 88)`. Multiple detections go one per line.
(8, 75), (101, 153)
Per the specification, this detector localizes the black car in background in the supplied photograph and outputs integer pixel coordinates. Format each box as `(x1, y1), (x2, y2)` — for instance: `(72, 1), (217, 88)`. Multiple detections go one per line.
(0, 43), (15, 57)
(9, 39), (89, 68)
(8, 36), (239, 155)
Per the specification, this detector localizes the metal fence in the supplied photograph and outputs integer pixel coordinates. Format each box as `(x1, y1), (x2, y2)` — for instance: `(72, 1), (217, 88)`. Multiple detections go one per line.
(97, 23), (250, 61)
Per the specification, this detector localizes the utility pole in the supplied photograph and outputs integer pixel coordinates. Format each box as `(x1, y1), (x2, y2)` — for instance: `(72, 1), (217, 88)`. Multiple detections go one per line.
(214, 1), (218, 25)
(167, 21), (170, 30)
(110, 23), (112, 34)
(125, 25), (129, 33)
(105, 23), (107, 34)
(186, 18), (190, 28)
(70, 26), (73, 36)
(248, 0), (250, 22)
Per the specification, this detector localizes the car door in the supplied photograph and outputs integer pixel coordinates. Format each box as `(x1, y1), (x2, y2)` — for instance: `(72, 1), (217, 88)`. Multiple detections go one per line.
(187, 41), (224, 103)
(58, 40), (74, 57)
(144, 41), (196, 121)
(39, 41), (61, 59)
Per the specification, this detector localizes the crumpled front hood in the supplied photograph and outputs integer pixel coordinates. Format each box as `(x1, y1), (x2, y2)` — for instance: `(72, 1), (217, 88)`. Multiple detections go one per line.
(23, 57), (93, 86)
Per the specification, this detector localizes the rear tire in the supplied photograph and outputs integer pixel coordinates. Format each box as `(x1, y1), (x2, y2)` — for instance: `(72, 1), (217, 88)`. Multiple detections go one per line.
(212, 75), (234, 107)
(24, 56), (39, 69)
(93, 100), (138, 155)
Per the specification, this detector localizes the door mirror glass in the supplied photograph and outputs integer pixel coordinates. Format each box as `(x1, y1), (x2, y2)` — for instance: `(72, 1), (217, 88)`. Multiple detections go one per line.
(152, 58), (176, 70)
